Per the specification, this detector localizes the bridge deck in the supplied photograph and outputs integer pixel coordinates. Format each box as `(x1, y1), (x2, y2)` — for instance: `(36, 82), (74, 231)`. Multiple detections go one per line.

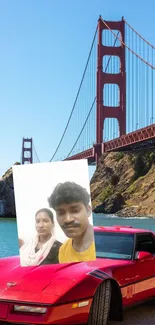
(64, 124), (155, 164)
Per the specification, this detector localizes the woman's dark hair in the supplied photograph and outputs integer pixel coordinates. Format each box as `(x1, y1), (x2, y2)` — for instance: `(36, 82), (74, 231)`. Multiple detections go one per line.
(48, 181), (90, 209)
(35, 208), (54, 223)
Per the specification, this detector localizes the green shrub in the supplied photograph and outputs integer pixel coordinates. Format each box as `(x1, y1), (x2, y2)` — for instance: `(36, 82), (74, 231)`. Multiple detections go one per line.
(126, 182), (137, 194)
(98, 185), (114, 202)
(132, 150), (154, 181)
(115, 152), (125, 161)
(149, 152), (155, 163)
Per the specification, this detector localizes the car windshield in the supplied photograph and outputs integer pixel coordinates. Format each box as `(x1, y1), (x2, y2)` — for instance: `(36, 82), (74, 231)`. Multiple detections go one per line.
(94, 231), (134, 260)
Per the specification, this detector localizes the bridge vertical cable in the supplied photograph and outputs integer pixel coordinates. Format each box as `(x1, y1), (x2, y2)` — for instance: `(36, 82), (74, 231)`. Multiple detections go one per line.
(49, 26), (98, 162)
(67, 29), (121, 157)
(32, 141), (40, 164)
(124, 19), (155, 133)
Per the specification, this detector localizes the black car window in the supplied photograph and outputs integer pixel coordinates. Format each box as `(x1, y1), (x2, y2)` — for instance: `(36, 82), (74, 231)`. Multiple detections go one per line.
(135, 233), (155, 254)
(94, 232), (134, 260)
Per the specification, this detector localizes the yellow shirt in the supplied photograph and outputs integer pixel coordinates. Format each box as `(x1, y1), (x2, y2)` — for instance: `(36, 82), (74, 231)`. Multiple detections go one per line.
(58, 239), (96, 263)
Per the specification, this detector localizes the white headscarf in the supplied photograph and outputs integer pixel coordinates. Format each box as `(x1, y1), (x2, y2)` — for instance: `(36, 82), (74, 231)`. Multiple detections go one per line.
(20, 234), (56, 266)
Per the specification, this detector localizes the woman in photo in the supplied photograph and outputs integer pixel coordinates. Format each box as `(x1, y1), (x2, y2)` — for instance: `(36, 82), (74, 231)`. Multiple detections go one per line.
(20, 208), (62, 266)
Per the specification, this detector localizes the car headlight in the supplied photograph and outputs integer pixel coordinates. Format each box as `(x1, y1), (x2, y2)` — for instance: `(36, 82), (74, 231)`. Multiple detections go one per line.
(14, 305), (47, 314)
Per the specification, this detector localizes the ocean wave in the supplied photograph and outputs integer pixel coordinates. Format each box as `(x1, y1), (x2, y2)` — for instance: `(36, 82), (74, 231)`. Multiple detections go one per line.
(122, 216), (149, 220)
(93, 213), (152, 220)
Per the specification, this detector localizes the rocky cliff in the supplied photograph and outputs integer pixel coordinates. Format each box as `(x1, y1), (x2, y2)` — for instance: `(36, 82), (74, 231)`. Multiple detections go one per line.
(1, 151), (155, 218)
(90, 150), (155, 217)
(0, 162), (20, 217)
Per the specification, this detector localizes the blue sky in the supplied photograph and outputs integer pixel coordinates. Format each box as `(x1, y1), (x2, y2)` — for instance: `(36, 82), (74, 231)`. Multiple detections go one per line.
(0, 0), (155, 178)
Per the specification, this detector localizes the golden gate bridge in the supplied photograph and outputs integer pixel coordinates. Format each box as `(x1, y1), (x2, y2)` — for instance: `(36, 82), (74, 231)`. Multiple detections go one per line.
(21, 16), (155, 166)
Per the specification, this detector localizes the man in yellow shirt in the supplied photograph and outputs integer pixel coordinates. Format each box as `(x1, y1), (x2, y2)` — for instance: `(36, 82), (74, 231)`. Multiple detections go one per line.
(48, 181), (96, 263)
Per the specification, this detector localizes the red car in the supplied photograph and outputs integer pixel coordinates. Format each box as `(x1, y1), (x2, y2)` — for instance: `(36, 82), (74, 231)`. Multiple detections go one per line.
(0, 225), (155, 325)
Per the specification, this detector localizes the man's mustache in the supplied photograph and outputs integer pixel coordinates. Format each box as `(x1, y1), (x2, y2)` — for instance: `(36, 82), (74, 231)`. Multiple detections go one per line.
(62, 222), (80, 229)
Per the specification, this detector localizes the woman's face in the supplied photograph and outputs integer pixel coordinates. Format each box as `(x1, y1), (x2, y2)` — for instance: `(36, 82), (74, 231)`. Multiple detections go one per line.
(35, 211), (53, 237)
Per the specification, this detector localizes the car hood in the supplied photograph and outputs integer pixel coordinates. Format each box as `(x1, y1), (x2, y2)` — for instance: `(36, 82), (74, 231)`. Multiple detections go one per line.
(0, 256), (130, 303)
(0, 257), (79, 293)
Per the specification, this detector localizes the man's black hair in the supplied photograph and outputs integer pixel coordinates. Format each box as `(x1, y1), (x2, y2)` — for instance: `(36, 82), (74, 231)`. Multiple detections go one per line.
(48, 182), (90, 209)
(35, 208), (54, 223)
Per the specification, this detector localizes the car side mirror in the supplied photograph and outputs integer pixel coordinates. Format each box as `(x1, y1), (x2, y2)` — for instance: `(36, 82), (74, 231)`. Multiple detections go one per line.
(135, 251), (152, 260)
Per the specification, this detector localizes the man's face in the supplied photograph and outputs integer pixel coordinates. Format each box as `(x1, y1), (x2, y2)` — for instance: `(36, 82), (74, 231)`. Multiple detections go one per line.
(55, 201), (91, 238)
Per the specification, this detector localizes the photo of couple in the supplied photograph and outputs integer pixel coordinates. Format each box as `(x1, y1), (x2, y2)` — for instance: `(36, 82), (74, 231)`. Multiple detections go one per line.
(13, 160), (96, 266)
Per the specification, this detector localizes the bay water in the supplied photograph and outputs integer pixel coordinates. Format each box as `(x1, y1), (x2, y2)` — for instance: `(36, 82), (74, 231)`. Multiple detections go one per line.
(1, 214), (155, 259)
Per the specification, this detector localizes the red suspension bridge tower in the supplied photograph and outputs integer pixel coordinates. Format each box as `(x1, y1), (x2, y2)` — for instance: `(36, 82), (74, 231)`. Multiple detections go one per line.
(94, 17), (126, 163)
(21, 138), (33, 164)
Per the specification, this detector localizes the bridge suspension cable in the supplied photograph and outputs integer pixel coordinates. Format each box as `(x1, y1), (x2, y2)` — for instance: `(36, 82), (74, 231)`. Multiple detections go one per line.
(32, 141), (40, 163)
(123, 19), (155, 133)
(101, 18), (155, 69)
(66, 31), (120, 157)
(49, 25), (98, 162)
(123, 18), (155, 49)
(67, 97), (96, 157)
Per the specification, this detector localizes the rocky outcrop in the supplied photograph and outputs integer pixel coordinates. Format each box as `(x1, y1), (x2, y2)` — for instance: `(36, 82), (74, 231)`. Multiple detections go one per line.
(90, 150), (155, 217)
(0, 162), (20, 217)
(93, 193), (125, 214)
